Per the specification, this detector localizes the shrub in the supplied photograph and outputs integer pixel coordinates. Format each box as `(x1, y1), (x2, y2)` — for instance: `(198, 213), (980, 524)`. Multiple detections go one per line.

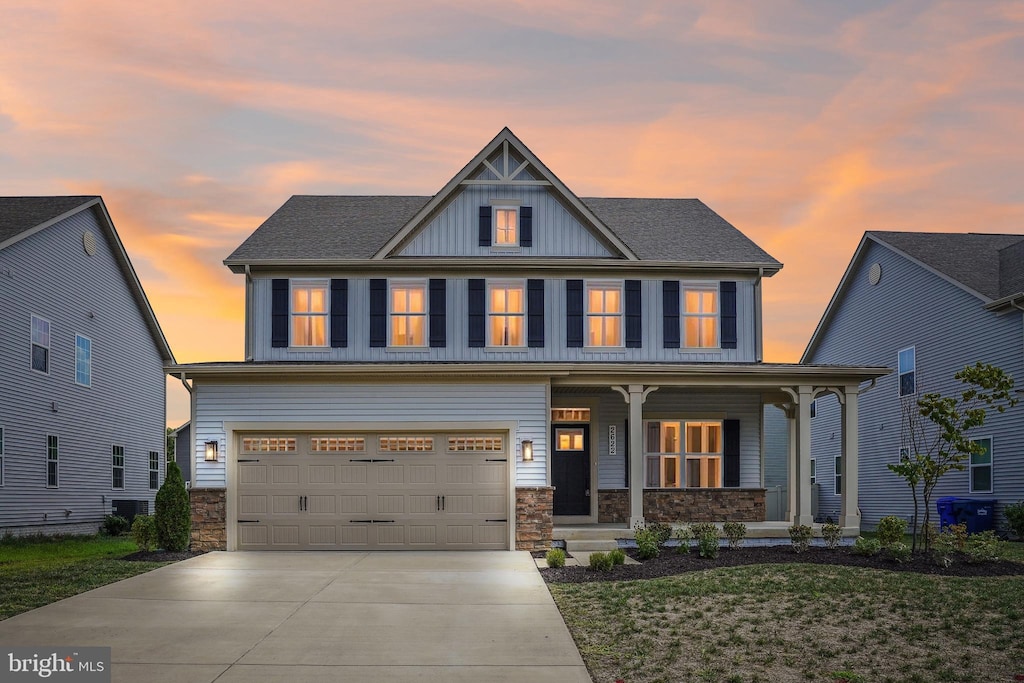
(943, 523), (968, 551)
(545, 548), (566, 568)
(609, 548), (626, 565)
(690, 522), (718, 538)
(788, 524), (812, 553)
(1005, 501), (1024, 539)
(821, 523), (843, 550)
(155, 461), (191, 552)
(697, 529), (720, 559)
(674, 525), (694, 554)
(932, 529), (959, 567)
(589, 551), (613, 572)
(722, 522), (747, 550)
(648, 522), (673, 547)
(633, 522), (662, 560)
(964, 530), (1003, 563)
(101, 514), (130, 536)
(886, 541), (911, 564)
(876, 515), (907, 548)
(130, 515), (156, 551)
(852, 536), (881, 556)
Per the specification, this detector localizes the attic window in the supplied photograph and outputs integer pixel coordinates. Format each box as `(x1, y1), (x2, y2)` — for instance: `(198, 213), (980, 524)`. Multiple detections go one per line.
(494, 207), (518, 245)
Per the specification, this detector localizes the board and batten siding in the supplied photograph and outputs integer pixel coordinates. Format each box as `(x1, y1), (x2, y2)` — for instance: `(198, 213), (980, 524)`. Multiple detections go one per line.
(0, 208), (166, 533)
(807, 239), (1024, 529)
(192, 382), (548, 488)
(762, 405), (789, 489)
(250, 276), (758, 363)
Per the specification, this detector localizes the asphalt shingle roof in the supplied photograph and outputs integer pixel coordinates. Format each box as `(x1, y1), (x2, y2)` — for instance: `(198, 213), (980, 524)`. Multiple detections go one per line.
(0, 196), (98, 247)
(870, 231), (1024, 301)
(226, 195), (780, 267)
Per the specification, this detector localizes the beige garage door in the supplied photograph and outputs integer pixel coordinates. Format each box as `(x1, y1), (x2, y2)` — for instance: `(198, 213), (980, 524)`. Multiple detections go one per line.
(235, 432), (509, 550)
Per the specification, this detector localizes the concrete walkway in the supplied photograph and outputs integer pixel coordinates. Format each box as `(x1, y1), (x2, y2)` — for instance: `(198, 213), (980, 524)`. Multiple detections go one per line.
(0, 551), (591, 683)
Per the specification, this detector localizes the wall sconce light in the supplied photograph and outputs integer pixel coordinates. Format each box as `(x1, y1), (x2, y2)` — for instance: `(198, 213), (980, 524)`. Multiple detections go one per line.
(522, 440), (533, 462)
(205, 441), (219, 462)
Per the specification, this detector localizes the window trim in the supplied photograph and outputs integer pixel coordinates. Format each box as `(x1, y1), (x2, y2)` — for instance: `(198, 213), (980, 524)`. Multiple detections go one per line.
(486, 279), (526, 348)
(289, 279), (329, 348)
(47, 435), (58, 488)
(809, 400), (816, 419)
(388, 278), (428, 348)
(75, 334), (92, 387)
(149, 451), (160, 490)
(969, 436), (993, 494)
(492, 205), (519, 247)
(684, 420), (724, 488)
(834, 455), (842, 496)
(643, 419), (724, 489)
(681, 284), (720, 350)
(810, 458), (816, 485)
(112, 445), (125, 490)
(31, 315), (51, 375)
(898, 346), (916, 397)
(584, 280), (624, 348)
(899, 447), (910, 464)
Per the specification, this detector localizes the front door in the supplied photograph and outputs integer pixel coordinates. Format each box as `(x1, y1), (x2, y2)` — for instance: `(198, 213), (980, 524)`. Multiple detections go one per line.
(552, 425), (590, 516)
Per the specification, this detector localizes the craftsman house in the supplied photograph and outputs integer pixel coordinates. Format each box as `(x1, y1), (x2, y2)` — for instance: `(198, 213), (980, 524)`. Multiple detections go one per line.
(170, 129), (887, 551)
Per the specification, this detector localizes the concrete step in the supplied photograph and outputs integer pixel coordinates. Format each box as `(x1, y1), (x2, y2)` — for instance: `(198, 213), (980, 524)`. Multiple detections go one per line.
(565, 539), (620, 553)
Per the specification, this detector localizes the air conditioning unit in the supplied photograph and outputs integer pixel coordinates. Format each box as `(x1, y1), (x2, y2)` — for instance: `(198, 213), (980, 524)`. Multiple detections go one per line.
(111, 499), (150, 524)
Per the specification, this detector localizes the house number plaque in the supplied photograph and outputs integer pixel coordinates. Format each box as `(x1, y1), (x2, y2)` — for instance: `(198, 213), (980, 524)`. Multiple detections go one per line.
(608, 424), (617, 455)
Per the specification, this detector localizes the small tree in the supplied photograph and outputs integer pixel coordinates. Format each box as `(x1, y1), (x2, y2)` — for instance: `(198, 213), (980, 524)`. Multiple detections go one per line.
(889, 363), (1017, 553)
(155, 461), (191, 551)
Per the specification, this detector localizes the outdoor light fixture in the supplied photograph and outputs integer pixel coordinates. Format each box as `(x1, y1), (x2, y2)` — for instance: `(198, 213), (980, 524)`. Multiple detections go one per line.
(522, 440), (534, 462)
(205, 441), (219, 462)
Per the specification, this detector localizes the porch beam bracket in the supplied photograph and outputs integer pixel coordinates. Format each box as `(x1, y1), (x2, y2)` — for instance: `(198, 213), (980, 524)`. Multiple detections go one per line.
(611, 385), (630, 403)
(641, 386), (659, 403)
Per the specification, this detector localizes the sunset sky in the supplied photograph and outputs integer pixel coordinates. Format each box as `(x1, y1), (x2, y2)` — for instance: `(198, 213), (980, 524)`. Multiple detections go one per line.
(2, 1), (1022, 427)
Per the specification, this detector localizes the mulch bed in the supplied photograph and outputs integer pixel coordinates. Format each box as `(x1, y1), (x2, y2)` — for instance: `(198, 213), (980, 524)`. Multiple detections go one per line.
(121, 550), (207, 562)
(538, 545), (1024, 583)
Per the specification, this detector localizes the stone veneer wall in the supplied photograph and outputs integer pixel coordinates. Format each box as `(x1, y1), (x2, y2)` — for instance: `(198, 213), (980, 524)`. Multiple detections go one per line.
(515, 486), (554, 551)
(190, 488), (227, 551)
(598, 488), (766, 523)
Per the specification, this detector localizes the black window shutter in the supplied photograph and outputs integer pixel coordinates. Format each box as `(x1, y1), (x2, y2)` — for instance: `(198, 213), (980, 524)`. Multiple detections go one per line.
(330, 279), (348, 348)
(566, 280), (584, 348)
(369, 279), (387, 348)
(429, 279), (446, 348)
(724, 419), (741, 487)
(527, 279), (544, 347)
(520, 206), (533, 247)
(468, 279), (485, 347)
(478, 206), (492, 247)
(663, 280), (680, 348)
(625, 280), (642, 348)
(721, 281), (737, 349)
(271, 278), (289, 348)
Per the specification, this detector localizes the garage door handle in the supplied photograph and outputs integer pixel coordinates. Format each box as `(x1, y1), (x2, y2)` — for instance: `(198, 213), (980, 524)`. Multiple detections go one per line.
(350, 519), (374, 523)
(238, 519), (260, 523)
(485, 519), (507, 523)
(238, 458), (260, 463)
(436, 495), (441, 511)
(485, 458), (507, 462)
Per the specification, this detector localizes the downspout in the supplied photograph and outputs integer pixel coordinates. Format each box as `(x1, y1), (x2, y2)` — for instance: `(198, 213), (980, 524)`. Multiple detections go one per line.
(754, 268), (764, 363)
(244, 265), (253, 362)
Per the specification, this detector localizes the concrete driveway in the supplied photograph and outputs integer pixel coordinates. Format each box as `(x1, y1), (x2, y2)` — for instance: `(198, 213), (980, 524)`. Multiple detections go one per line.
(0, 551), (591, 683)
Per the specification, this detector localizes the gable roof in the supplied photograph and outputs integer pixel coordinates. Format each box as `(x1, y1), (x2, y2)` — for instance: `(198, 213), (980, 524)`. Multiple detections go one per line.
(0, 196), (175, 363)
(801, 230), (1024, 362)
(225, 128), (780, 271)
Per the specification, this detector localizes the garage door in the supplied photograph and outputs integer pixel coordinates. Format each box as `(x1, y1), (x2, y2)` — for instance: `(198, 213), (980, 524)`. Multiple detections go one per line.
(235, 432), (509, 550)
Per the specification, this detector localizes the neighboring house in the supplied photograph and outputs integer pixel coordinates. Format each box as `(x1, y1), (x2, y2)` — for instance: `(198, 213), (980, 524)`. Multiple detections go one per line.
(0, 197), (175, 535)
(170, 421), (192, 487)
(170, 129), (886, 551)
(800, 231), (1024, 530)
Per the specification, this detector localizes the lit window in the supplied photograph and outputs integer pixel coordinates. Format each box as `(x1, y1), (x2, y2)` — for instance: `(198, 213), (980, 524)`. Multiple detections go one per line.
(31, 316), (50, 373)
(586, 282), (622, 347)
(448, 436), (504, 452)
(970, 438), (992, 493)
(551, 408), (591, 423)
(390, 281), (426, 347)
(379, 436), (434, 452)
(47, 435), (58, 488)
(242, 437), (297, 453)
(644, 421), (681, 488)
(834, 456), (842, 496)
(291, 282), (328, 346)
(311, 437), (366, 452)
(494, 207), (518, 245)
(75, 335), (92, 387)
(488, 282), (525, 346)
(556, 428), (585, 451)
(112, 445), (124, 489)
(683, 288), (718, 348)
(898, 347), (916, 396)
(685, 421), (722, 488)
(149, 451), (159, 489)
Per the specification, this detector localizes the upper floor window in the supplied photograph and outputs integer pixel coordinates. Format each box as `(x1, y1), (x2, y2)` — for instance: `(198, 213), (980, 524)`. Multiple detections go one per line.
(149, 451), (160, 490)
(112, 445), (125, 489)
(291, 282), (328, 347)
(898, 346), (916, 396)
(488, 281), (525, 347)
(31, 315), (50, 373)
(970, 437), (992, 493)
(586, 282), (622, 347)
(47, 435), (58, 488)
(494, 207), (518, 246)
(683, 287), (718, 348)
(390, 281), (426, 347)
(75, 335), (92, 387)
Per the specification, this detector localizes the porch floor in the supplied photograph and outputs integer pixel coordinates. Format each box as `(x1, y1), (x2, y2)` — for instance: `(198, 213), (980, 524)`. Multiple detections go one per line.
(554, 521), (859, 542)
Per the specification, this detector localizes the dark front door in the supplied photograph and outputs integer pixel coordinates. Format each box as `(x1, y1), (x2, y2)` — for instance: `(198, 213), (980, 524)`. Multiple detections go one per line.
(552, 424), (590, 516)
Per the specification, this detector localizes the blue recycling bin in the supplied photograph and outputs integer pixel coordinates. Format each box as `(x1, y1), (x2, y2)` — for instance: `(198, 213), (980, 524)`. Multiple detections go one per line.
(937, 497), (996, 533)
(936, 497), (959, 529)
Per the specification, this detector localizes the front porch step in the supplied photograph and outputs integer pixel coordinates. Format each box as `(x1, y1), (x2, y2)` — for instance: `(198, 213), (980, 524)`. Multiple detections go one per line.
(565, 539), (620, 553)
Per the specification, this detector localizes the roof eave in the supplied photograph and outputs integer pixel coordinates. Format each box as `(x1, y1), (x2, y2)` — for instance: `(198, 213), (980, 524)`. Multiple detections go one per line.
(0, 197), (100, 252)
(983, 292), (1024, 312)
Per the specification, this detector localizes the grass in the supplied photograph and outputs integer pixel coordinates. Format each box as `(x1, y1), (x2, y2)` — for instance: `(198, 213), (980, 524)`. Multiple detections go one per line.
(0, 534), (171, 620)
(549, 557), (1024, 683)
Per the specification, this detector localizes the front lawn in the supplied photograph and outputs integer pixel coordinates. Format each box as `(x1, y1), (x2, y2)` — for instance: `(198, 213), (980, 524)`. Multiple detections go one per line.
(549, 559), (1024, 683)
(0, 534), (171, 620)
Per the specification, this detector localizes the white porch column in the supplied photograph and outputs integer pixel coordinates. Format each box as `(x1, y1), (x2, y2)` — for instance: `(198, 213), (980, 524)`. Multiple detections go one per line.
(841, 386), (860, 529)
(782, 405), (797, 524)
(628, 384), (645, 528)
(795, 385), (814, 526)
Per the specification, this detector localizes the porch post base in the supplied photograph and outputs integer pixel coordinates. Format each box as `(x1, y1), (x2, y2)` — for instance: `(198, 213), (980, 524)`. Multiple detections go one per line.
(841, 514), (861, 530)
(795, 514), (814, 526)
(629, 515), (645, 528)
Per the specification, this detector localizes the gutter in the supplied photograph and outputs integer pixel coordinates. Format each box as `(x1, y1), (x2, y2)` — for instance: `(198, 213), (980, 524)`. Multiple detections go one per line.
(754, 267), (764, 362)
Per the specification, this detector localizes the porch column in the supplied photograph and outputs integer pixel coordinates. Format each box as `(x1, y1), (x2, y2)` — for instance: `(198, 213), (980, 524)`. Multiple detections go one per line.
(628, 385), (645, 528)
(795, 385), (814, 526)
(782, 405), (797, 524)
(840, 386), (860, 529)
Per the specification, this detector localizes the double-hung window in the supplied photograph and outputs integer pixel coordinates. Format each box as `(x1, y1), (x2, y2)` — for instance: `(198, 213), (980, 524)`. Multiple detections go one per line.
(291, 282), (328, 347)
(47, 435), (58, 488)
(586, 282), (622, 347)
(390, 281), (426, 347)
(970, 437), (993, 493)
(31, 316), (50, 373)
(834, 456), (842, 495)
(898, 347), (916, 396)
(685, 421), (722, 488)
(112, 445), (124, 490)
(645, 421), (681, 488)
(488, 281), (525, 346)
(149, 451), (160, 490)
(75, 335), (92, 387)
(683, 287), (718, 348)
(494, 207), (518, 246)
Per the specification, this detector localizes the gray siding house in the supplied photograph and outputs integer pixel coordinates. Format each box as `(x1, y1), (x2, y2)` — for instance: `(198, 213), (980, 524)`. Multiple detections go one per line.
(0, 197), (175, 535)
(799, 231), (1024, 530)
(170, 129), (886, 552)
